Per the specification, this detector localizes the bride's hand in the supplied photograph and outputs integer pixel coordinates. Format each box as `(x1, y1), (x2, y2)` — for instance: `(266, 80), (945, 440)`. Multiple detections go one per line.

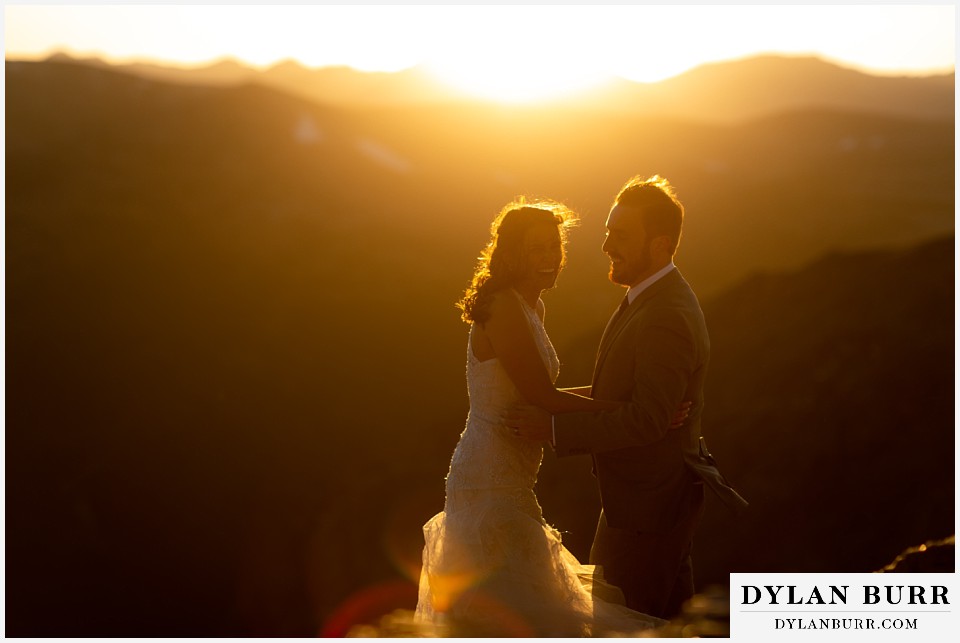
(504, 405), (552, 442)
(669, 401), (693, 429)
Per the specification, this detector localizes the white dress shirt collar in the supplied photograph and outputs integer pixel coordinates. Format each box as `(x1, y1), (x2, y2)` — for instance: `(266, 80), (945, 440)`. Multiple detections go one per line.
(626, 261), (676, 304)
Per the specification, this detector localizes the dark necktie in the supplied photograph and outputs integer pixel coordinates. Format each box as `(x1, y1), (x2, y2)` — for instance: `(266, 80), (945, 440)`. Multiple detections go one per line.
(612, 295), (630, 324)
(599, 295), (631, 352)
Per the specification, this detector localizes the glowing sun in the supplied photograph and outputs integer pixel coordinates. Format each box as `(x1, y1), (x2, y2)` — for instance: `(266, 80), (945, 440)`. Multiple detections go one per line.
(425, 57), (611, 103)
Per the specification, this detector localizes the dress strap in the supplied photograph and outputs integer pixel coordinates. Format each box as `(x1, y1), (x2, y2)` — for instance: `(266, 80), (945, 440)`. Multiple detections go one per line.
(509, 288), (539, 317)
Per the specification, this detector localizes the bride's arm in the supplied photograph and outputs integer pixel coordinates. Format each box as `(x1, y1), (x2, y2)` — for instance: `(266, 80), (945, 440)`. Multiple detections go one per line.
(482, 292), (617, 414)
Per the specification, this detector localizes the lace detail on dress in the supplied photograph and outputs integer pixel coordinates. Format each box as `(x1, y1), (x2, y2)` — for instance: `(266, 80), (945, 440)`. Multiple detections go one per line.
(415, 289), (663, 636)
(444, 289), (558, 501)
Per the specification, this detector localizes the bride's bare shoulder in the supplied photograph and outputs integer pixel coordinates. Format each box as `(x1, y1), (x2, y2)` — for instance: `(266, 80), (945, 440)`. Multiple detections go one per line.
(486, 288), (523, 314)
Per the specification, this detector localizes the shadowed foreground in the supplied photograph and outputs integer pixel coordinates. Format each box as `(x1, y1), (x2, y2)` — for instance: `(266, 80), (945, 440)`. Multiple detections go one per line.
(348, 537), (955, 637)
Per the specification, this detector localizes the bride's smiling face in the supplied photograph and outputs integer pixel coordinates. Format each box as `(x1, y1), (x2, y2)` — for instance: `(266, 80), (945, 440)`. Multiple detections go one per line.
(517, 223), (565, 291)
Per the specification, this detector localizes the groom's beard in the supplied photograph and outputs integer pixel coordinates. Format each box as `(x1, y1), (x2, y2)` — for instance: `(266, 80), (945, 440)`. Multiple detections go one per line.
(608, 244), (652, 286)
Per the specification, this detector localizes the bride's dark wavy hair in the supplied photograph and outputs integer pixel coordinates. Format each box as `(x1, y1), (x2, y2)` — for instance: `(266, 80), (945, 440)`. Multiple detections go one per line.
(457, 199), (577, 324)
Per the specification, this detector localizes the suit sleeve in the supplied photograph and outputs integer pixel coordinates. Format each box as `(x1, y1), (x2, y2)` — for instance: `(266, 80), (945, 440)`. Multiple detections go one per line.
(553, 309), (696, 456)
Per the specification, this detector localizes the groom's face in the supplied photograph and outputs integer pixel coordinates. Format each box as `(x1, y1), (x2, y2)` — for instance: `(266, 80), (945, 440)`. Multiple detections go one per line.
(603, 204), (653, 287)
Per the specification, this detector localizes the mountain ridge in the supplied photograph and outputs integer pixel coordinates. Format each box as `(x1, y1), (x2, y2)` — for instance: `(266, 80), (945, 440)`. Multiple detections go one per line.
(15, 51), (954, 122)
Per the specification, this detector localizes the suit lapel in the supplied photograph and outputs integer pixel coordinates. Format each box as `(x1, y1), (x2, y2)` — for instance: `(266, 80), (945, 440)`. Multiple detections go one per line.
(595, 296), (628, 361)
(592, 268), (681, 386)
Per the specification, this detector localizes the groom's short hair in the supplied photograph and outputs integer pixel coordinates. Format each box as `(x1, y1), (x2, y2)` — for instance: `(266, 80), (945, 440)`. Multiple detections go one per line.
(615, 175), (684, 255)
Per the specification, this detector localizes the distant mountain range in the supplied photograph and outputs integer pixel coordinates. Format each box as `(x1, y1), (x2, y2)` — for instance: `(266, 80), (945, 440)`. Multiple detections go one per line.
(26, 51), (956, 122)
(6, 57), (953, 306)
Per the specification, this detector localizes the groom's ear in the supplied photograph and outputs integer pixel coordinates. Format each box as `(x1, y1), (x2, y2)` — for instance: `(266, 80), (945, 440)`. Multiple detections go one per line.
(651, 235), (672, 256)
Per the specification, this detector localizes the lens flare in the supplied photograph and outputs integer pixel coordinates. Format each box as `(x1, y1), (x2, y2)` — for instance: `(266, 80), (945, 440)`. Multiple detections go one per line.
(320, 580), (417, 637)
(423, 569), (483, 613)
(445, 590), (538, 637)
(380, 486), (442, 583)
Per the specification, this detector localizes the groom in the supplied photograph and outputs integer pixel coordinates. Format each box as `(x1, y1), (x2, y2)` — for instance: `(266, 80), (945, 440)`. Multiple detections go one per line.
(510, 175), (747, 619)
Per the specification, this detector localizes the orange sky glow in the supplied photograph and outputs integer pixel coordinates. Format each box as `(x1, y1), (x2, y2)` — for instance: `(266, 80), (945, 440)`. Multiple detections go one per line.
(4, 4), (955, 103)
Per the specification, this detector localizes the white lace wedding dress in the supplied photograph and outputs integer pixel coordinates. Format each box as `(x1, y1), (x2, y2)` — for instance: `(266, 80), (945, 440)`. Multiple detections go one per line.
(415, 290), (664, 637)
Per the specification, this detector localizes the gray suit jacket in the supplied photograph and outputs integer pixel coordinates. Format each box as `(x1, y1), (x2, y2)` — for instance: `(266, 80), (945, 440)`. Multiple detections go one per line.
(554, 268), (747, 532)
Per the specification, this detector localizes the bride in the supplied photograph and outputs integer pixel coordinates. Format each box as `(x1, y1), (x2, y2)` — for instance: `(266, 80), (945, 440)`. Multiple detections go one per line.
(415, 200), (682, 636)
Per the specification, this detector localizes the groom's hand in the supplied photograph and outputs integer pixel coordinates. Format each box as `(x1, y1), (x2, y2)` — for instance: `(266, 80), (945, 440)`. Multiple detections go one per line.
(670, 401), (693, 429)
(504, 405), (553, 442)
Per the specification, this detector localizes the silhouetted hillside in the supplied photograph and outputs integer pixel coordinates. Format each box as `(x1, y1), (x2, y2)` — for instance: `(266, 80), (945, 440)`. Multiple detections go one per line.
(696, 235), (954, 578)
(4, 58), (954, 636)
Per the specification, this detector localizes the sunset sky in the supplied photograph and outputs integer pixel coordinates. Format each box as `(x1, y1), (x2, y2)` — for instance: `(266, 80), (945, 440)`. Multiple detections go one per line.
(4, 4), (956, 102)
